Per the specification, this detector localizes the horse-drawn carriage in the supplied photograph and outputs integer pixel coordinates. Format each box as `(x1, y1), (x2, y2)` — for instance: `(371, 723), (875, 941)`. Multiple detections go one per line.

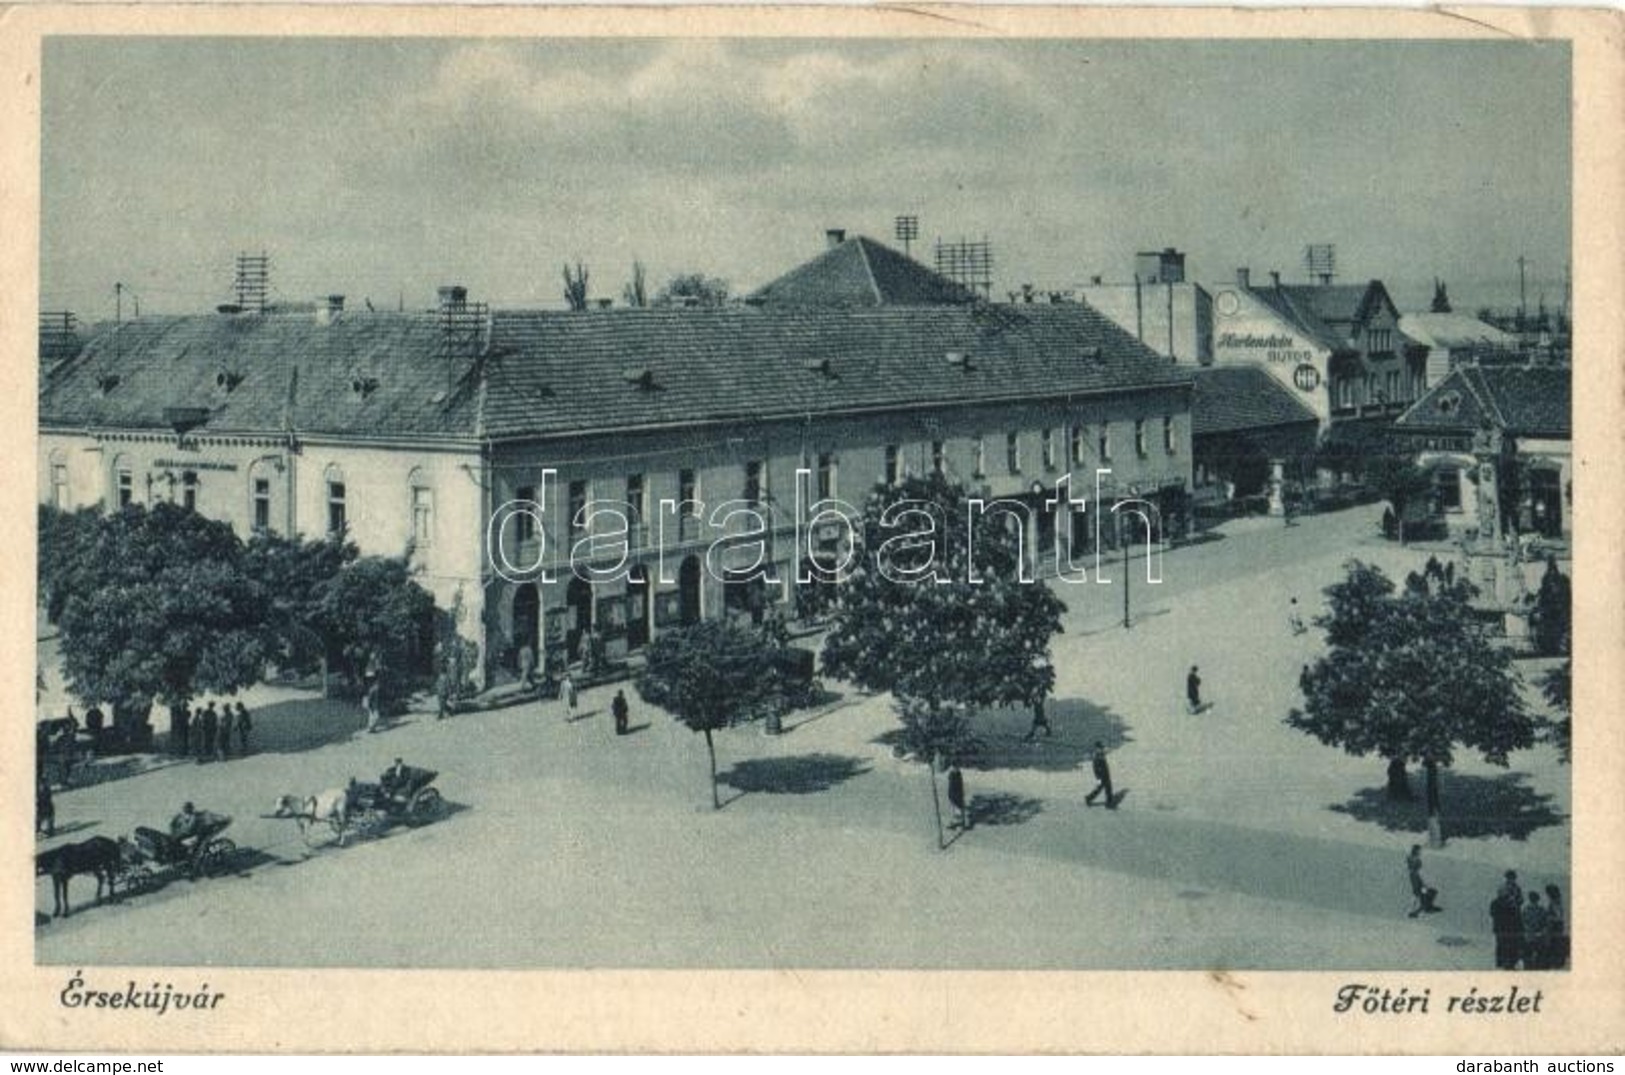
(119, 813), (237, 889)
(348, 766), (445, 838)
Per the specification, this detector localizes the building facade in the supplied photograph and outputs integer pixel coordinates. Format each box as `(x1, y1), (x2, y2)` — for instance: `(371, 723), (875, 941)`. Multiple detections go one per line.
(1077, 249), (1214, 366)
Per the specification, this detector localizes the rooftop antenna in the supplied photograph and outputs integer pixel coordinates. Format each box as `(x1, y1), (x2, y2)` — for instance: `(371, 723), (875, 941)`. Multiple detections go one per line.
(934, 235), (994, 298)
(234, 251), (270, 314)
(894, 215), (919, 259)
(1304, 243), (1336, 286)
(1517, 256), (1528, 323)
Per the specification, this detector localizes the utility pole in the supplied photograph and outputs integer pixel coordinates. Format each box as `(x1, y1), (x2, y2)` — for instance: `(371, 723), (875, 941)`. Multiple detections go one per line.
(1121, 514), (1131, 630)
(115, 281), (123, 324)
(1517, 256), (1528, 323)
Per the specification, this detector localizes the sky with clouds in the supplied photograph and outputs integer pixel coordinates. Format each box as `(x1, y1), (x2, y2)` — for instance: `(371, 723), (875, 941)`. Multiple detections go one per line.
(41, 37), (1571, 320)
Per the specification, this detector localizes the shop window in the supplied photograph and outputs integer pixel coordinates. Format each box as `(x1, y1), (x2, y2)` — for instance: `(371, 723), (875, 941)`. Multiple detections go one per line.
(1435, 467), (1462, 512)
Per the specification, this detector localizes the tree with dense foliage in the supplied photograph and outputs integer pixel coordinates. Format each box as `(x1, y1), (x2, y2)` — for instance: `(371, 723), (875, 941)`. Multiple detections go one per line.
(1290, 562), (1536, 845)
(1365, 456), (1434, 544)
(1540, 660), (1571, 764)
(635, 620), (791, 809)
(653, 273), (730, 308)
(243, 529), (358, 679)
(1529, 555), (1572, 658)
(820, 472), (1066, 845)
(37, 503), (103, 625)
(312, 556), (436, 711)
(55, 503), (269, 739)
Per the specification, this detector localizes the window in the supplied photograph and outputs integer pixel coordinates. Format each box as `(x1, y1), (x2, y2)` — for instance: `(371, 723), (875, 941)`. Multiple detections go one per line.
(676, 474), (695, 519)
(744, 461), (763, 507)
(412, 486), (434, 546)
(816, 454), (836, 499)
(884, 446), (901, 486)
(626, 473), (646, 526)
(1435, 466), (1462, 511)
(1006, 432), (1021, 474)
(50, 462), (67, 509)
(1369, 328), (1392, 353)
(931, 441), (945, 475)
(1163, 416), (1176, 454)
(1041, 429), (1056, 470)
(181, 470), (199, 512)
(568, 480), (587, 536)
(326, 480), (346, 535)
(515, 485), (536, 542)
(1071, 425), (1087, 465)
(118, 470), (134, 509)
(1098, 425), (1112, 461)
(253, 477), (270, 531)
(1337, 378), (1355, 410)
(974, 435), (986, 477)
(1386, 370), (1400, 403)
(1134, 420), (1147, 457)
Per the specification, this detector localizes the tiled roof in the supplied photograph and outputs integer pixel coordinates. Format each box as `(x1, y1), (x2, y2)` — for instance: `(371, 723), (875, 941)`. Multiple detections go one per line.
(1247, 281), (1395, 353)
(1395, 365), (1570, 438)
(748, 236), (976, 307)
(1397, 312), (1518, 352)
(1190, 365), (1319, 437)
(480, 304), (1191, 440)
(39, 313), (482, 440)
(42, 303), (1192, 443)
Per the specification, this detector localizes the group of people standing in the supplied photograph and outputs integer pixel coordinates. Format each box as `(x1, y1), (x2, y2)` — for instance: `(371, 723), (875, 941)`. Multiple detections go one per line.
(1491, 870), (1568, 970)
(171, 700), (252, 762)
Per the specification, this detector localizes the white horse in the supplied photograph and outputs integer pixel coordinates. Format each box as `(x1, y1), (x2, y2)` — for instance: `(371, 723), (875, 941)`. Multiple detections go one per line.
(273, 788), (351, 848)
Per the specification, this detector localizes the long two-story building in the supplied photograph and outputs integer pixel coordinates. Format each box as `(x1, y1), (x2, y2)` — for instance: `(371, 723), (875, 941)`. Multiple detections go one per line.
(40, 236), (1194, 686)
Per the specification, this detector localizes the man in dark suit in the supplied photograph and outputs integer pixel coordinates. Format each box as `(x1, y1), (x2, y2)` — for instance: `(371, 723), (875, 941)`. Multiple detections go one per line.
(198, 704), (219, 764)
(1085, 741), (1116, 809)
(612, 690), (630, 735)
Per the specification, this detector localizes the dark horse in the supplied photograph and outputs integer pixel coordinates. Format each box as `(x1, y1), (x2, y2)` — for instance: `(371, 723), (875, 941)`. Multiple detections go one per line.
(35, 836), (121, 918)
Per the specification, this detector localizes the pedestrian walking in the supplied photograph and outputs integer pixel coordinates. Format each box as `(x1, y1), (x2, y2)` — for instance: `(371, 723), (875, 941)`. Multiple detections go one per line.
(611, 689), (630, 735)
(1405, 845), (1439, 917)
(1186, 665), (1203, 714)
(1287, 597), (1307, 635)
(1085, 740), (1116, 809)
(36, 776), (54, 838)
(1521, 891), (1551, 969)
(1023, 698), (1052, 742)
(1543, 884), (1568, 969)
(946, 762), (970, 831)
(364, 677), (382, 734)
(173, 702), (191, 758)
(561, 672), (578, 719)
(234, 702), (252, 755)
(436, 669), (452, 721)
(214, 701), (230, 761)
(1490, 887), (1522, 970)
(198, 703), (219, 765)
(1500, 869), (1523, 908)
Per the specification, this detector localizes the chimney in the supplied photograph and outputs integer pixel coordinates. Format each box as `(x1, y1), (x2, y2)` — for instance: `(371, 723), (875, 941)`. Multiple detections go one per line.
(315, 294), (345, 326)
(1269, 271), (1282, 288)
(1236, 268), (1251, 288)
(437, 285), (468, 313)
(1090, 275), (1103, 286)
(825, 228), (846, 249)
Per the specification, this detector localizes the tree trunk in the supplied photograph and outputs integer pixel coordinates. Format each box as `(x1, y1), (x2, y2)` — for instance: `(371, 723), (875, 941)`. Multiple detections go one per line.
(1385, 756), (1414, 801)
(928, 753), (946, 850)
(1424, 759), (1444, 848)
(704, 727), (720, 811)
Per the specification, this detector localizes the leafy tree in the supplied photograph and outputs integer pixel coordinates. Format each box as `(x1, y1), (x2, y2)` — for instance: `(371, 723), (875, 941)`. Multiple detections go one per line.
(1290, 562), (1535, 846)
(37, 503), (102, 624)
(1366, 456), (1433, 544)
(821, 473), (1065, 845)
(1431, 279), (1452, 313)
(313, 556), (436, 712)
(55, 503), (268, 738)
(1529, 555), (1571, 658)
(1540, 660), (1571, 764)
(635, 620), (790, 809)
(563, 262), (590, 312)
(653, 273), (730, 308)
(243, 529), (358, 679)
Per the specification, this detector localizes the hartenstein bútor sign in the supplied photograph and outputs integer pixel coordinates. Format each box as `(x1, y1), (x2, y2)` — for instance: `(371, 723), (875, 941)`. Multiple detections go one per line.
(1215, 331), (1315, 366)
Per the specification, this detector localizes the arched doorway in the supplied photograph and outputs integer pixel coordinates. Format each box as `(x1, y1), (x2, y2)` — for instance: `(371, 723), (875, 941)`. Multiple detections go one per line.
(566, 576), (593, 662)
(512, 584), (539, 672)
(679, 555), (702, 625)
(626, 571), (650, 649)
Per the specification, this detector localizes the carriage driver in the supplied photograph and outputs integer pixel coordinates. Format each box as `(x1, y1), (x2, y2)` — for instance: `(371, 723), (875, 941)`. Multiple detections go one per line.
(170, 801), (221, 879)
(381, 758), (410, 796)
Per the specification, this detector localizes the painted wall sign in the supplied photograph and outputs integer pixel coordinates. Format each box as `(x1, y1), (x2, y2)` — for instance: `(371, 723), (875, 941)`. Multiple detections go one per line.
(152, 458), (240, 472)
(1215, 332), (1314, 365)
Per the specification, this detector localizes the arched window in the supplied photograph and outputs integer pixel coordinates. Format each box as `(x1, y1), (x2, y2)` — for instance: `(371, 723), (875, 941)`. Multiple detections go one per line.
(48, 449), (69, 509)
(408, 467), (433, 548)
(248, 459), (278, 533)
(181, 470), (199, 512)
(109, 452), (134, 509)
(325, 464), (347, 536)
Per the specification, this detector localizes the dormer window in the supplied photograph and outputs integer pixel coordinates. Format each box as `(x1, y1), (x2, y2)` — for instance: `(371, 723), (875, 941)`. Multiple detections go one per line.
(216, 370), (244, 393)
(351, 375), (380, 399)
(623, 368), (656, 389)
(95, 373), (120, 395)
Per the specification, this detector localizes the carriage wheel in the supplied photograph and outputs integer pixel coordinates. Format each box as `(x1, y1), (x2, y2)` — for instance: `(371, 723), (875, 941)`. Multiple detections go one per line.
(124, 866), (156, 893)
(356, 809), (387, 838)
(204, 839), (237, 876)
(406, 788), (444, 825)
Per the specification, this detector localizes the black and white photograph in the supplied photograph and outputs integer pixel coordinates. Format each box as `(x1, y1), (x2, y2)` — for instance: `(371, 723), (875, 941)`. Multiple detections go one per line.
(8, 5), (1622, 1055)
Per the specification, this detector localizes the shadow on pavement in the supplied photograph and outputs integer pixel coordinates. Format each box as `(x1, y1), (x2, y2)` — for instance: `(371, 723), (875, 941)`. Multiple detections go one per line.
(894, 698), (1131, 774)
(720, 753), (871, 796)
(1330, 771), (1564, 841)
(968, 791), (1043, 827)
(181, 697), (365, 756)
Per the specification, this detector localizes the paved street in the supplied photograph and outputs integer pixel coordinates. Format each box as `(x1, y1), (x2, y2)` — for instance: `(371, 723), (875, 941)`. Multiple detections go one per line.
(34, 503), (1570, 969)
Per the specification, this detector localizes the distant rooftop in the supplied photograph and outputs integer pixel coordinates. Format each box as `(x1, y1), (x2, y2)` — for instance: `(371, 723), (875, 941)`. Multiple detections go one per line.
(748, 234), (977, 307)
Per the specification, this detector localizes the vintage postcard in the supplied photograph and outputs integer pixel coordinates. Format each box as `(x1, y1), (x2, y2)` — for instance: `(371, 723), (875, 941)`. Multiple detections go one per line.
(2, 3), (1621, 1054)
